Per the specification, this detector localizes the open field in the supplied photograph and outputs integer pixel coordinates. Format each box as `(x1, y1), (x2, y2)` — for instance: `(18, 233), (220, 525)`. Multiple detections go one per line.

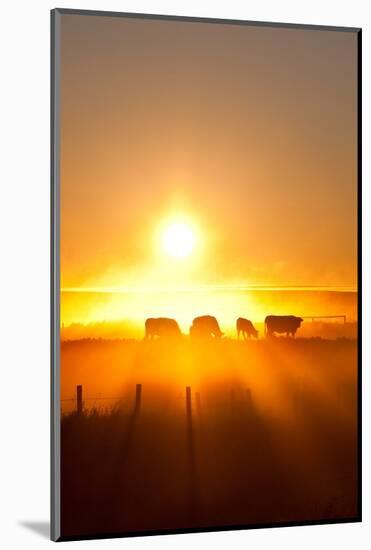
(61, 289), (358, 339)
(61, 337), (358, 537)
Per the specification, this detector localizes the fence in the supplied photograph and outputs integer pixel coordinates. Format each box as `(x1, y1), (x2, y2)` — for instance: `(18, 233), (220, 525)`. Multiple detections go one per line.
(302, 315), (347, 324)
(61, 383), (254, 416)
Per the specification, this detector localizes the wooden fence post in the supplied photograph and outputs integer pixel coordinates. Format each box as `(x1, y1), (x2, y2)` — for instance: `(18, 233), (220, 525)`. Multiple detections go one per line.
(186, 386), (192, 430)
(76, 384), (83, 415)
(135, 383), (142, 415)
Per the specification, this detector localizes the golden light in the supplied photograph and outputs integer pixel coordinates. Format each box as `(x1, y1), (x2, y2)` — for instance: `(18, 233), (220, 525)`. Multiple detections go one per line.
(161, 222), (196, 259)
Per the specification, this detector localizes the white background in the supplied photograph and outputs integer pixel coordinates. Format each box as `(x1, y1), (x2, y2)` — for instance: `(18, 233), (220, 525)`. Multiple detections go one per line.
(0, 0), (369, 548)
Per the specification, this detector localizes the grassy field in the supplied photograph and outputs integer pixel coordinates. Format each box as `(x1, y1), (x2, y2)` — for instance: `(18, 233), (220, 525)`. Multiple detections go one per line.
(61, 337), (358, 537)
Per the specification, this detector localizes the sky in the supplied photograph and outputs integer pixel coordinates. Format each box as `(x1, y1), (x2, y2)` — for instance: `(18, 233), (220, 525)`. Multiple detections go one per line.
(60, 13), (358, 295)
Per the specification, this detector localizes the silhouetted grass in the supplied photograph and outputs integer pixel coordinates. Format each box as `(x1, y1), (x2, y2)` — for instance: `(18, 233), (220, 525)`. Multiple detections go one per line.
(61, 338), (358, 537)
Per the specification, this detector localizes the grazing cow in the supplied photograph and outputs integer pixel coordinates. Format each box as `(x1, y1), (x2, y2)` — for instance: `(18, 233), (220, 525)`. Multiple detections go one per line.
(190, 315), (223, 339)
(145, 317), (182, 340)
(265, 315), (303, 338)
(237, 317), (259, 340)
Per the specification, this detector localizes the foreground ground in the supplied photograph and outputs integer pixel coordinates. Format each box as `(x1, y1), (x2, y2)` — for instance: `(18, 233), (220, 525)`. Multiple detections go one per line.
(61, 338), (358, 538)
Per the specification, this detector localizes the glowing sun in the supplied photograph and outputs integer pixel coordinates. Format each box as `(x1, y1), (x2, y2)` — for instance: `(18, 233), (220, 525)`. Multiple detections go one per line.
(161, 222), (196, 259)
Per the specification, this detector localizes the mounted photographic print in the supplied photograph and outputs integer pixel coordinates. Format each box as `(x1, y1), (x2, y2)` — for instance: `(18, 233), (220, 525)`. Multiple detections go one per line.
(51, 8), (361, 541)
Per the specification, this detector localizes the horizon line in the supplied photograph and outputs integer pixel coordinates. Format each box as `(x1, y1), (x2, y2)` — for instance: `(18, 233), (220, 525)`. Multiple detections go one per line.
(61, 284), (357, 294)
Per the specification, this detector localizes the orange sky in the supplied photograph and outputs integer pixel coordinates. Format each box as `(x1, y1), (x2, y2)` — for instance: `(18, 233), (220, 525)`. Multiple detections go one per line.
(60, 14), (358, 294)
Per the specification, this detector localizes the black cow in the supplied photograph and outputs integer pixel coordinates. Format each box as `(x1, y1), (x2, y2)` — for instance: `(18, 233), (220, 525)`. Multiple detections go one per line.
(145, 318), (182, 340)
(265, 315), (303, 338)
(190, 316), (223, 339)
(237, 317), (259, 340)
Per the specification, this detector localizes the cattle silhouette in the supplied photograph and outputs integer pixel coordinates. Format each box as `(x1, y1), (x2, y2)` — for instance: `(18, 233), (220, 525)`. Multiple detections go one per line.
(190, 315), (223, 339)
(144, 317), (182, 340)
(265, 315), (303, 338)
(237, 317), (259, 339)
